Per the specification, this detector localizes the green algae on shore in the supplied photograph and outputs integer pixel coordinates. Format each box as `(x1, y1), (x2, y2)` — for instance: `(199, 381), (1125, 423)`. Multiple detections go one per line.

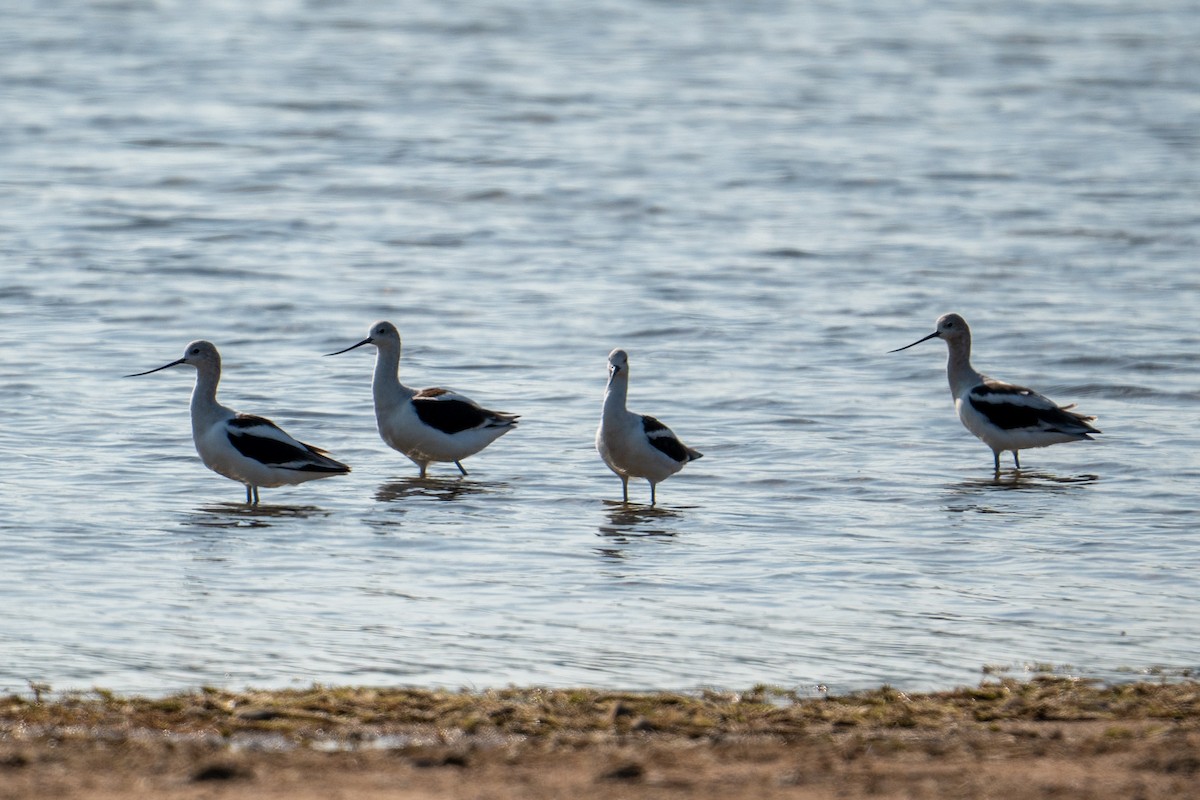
(2, 677), (1197, 745)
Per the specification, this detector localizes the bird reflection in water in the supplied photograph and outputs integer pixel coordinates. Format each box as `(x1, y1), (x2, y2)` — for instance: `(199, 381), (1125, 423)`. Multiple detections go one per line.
(374, 477), (503, 504)
(944, 470), (1099, 514)
(596, 501), (683, 559)
(950, 470), (1099, 493)
(185, 503), (328, 530)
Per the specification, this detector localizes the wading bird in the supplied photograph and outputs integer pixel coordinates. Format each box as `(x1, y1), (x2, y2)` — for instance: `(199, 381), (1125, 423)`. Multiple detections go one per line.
(326, 321), (518, 478)
(891, 313), (1100, 474)
(596, 348), (702, 505)
(127, 340), (349, 504)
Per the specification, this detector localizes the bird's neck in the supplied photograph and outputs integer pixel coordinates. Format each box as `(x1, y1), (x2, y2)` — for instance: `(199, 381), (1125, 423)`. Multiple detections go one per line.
(190, 366), (230, 431)
(372, 346), (414, 409)
(945, 338), (981, 397)
(602, 374), (629, 416)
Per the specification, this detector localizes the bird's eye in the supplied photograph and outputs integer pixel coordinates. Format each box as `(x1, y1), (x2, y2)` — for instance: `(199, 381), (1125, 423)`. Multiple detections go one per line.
(190, 348), (200, 355)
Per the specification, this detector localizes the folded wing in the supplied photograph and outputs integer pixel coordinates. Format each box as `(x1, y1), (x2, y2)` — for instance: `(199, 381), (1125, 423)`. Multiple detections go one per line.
(642, 415), (703, 463)
(412, 388), (519, 435)
(227, 415), (350, 473)
(968, 381), (1100, 436)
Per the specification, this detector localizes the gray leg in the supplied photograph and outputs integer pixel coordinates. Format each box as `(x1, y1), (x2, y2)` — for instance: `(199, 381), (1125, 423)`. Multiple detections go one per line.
(245, 485), (252, 504)
(1013, 451), (1021, 469)
(621, 476), (629, 503)
(650, 482), (657, 506)
(455, 460), (468, 476)
(992, 450), (1001, 475)
(419, 463), (427, 478)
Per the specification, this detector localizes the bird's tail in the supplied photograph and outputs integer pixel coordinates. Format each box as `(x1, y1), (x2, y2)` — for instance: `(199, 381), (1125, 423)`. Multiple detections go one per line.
(301, 444), (352, 473)
(487, 412), (520, 428)
(1059, 404), (1100, 434)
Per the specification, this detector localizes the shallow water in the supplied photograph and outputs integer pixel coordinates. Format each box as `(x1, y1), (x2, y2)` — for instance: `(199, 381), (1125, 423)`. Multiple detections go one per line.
(1, 0), (1198, 695)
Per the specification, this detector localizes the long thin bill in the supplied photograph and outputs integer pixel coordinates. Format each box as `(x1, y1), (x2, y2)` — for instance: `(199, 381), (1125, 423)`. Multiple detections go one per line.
(324, 338), (372, 357)
(124, 358), (186, 377)
(888, 331), (940, 353)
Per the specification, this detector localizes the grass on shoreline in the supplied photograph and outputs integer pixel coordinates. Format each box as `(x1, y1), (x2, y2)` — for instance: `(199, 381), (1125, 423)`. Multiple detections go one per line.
(3, 676), (1198, 745)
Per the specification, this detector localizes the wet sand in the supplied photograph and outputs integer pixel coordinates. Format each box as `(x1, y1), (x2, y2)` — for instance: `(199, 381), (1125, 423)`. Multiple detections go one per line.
(2, 678), (1197, 799)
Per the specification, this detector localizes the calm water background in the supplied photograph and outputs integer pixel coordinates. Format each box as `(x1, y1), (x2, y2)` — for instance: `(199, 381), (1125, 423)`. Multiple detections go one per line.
(1, 0), (1198, 695)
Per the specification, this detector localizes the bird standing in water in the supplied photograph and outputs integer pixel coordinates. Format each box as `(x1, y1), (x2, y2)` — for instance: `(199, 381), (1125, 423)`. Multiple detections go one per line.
(127, 340), (350, 504)
(326, 321), (518, 478)
(596, 348), (702, 505)
(891, 313), (1100, 474)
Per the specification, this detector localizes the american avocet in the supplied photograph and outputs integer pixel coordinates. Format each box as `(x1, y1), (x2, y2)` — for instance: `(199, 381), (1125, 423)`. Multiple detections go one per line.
(326, 321), (518, 478)
(891, 313), (1101, 474)
(596, 348), (702, 505)
(126, 340), (350, 504)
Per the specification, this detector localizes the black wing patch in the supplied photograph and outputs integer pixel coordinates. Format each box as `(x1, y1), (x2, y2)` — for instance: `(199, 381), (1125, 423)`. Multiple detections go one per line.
(229, 414), (280, 430)
(968, 384), (1099, 434)
(413, 396), (492, 435)
(972, 382), (1039, 399)
(228, 416), (349, 473)
(642, 415), (693, 463)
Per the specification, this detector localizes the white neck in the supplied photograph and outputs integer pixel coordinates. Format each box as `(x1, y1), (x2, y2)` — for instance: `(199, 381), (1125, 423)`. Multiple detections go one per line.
(603, 371), (629, 416)
(945, 335), (983, 397)
(190, 362), (232, 433)
(372, 343), (415, 409)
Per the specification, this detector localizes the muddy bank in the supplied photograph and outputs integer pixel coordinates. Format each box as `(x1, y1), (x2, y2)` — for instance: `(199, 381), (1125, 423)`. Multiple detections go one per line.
(2, 678), (1197, 798)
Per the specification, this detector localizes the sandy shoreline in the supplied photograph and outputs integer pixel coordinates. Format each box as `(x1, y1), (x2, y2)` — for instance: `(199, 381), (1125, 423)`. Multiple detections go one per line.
(2, 677), (1197, 798)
